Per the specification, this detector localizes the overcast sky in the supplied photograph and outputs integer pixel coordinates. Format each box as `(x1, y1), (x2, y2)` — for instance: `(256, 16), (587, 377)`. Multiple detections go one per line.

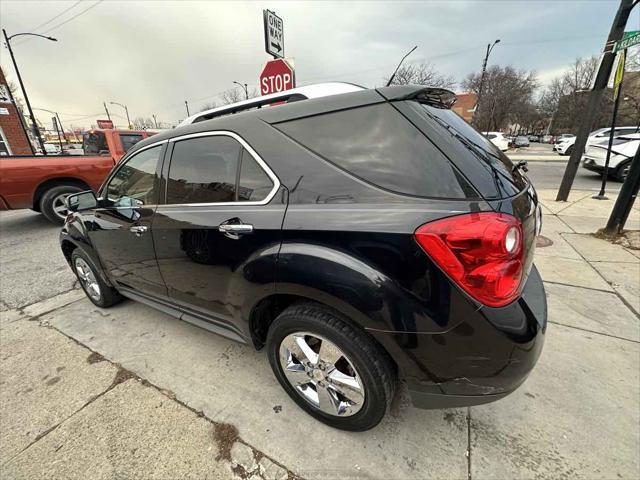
(1, 0), (638, 129)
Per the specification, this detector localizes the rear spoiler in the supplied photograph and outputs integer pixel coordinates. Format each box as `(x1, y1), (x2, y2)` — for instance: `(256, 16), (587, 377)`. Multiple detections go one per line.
(375, 85), (457, 109)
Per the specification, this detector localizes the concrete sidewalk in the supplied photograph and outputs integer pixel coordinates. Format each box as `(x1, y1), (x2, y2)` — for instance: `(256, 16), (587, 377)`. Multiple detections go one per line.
(1, 190), (638, 479)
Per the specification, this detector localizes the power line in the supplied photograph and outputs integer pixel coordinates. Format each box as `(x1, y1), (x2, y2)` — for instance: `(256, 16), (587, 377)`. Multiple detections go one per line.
(13, 0), (104, 45)
(26, 1), (83, 34)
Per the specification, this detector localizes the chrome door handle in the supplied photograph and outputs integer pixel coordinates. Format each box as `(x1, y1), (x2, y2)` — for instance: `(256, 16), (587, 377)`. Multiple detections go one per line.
(218, 223), (253, 239)
(130, 225), (148, 236)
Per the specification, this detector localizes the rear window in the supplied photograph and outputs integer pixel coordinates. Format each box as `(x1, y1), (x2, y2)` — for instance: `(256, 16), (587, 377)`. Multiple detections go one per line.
(120, 134), (145, 152)
(407, 102), (528, 198)
(274, 103), (476, 199)
(83, 132), (109, 155)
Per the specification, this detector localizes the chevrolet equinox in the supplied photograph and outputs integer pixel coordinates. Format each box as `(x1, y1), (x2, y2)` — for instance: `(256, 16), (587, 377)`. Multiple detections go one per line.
(61, 84), (546, 431)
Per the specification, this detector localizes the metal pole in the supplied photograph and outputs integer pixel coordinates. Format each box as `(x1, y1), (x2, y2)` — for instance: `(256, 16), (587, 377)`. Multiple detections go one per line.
(185, 100), (190, 116)
(152, 114), (158, 128)
(604, 145), (640, 234)
(55, 112), (68, 142)
(3, 28), (47, 155)
(124, 105), (131, 129)
(472, 40), (500, 128)
(595, 49), (627, 200)
(103, 102), (111, 122)
(52, 116), (63, 154)
(556, 0), (635, 201)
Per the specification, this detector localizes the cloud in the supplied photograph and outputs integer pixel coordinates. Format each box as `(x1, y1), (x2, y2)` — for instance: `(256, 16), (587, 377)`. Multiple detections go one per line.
(0, 0), (625, 128)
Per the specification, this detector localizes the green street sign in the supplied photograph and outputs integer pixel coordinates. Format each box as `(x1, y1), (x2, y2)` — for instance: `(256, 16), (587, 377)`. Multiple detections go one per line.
(615, 30), (640, 52)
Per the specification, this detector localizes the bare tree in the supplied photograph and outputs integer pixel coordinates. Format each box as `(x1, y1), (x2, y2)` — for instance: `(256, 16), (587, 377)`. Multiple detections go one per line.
(384, 62), (456, 89)
(7, 81), (25, 110)
(199, 101), (218, 112)
(132, 117), (155, 129)
(219, 87), (259, 105)
(462, 65), (538, 132)
(538, 56), (605, 133)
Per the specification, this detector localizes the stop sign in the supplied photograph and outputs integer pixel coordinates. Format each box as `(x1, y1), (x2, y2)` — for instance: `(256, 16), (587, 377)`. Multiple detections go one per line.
(259, 59), (295, 96)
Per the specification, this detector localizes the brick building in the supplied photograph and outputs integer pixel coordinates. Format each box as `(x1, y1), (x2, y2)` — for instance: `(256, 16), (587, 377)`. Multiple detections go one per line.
(0, 66), (33, 155)
(452, 92), (477, 123)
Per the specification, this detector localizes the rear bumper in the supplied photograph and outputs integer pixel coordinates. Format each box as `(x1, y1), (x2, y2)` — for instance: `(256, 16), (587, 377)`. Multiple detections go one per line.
(370, 266), (547, 409)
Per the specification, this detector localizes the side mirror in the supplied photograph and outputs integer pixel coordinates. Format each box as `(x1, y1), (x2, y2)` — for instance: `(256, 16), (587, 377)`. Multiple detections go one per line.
(65, 190), (98, 212)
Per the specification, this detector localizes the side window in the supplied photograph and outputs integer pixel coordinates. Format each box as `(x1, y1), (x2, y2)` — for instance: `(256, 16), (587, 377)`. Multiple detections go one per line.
(106, 145), (161, 207)
(167, 136), (241, 204)
(238, 148), (274, 201)
(275, 103), (474, 199)
(120, 134), (145, 152)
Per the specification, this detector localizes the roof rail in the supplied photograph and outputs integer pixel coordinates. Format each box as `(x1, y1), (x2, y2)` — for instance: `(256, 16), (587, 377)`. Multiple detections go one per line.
(179, 82), (365, 126)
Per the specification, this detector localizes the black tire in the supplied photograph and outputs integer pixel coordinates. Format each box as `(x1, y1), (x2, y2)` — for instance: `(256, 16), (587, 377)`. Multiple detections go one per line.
(267, 301), (396, 431)
(40, 185), (83, 225)
(563, 145), (574, 156)
(614, 161), (631, 182)
(71, 249), (122, 308)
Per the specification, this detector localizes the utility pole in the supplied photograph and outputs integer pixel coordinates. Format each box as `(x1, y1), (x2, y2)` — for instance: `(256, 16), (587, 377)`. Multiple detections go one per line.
(233, 81), (249, 100)
(152, 114), (158, 128)
(185, 100), (190, 116)
(472, 39), (500, 128)
(604, 145), (640, 234)
(103, 102), (112, 122)
(556, 0), (635, 201)
(2, 28), (55, 155)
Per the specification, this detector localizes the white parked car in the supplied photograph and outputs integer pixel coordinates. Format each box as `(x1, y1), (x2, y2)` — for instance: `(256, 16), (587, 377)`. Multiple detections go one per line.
(482, 131), (509, 151)
(63, 143), (84, 155)
(555, 126), (638, 156)
(582, 133), (639, 181)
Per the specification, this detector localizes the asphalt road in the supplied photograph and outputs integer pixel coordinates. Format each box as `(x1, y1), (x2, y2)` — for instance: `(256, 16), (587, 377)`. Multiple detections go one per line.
(525, 161), (621, 192)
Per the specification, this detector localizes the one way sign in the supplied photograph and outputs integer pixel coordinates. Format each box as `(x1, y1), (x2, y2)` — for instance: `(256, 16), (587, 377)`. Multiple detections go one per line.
(263, 9), (284, 59)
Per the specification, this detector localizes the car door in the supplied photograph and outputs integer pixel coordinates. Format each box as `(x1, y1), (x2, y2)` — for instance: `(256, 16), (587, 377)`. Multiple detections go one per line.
(89, 142), (168, 299)
(151, 132), (284, 340)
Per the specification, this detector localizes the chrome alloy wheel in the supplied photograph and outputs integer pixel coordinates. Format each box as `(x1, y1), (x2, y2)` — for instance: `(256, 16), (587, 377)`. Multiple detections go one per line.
(74, 257), (101, 302)
(52, 193), (71, 220)
(279, 332), (365, 417)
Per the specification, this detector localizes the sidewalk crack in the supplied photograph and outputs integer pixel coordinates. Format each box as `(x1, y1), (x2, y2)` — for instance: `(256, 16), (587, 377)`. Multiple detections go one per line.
(549, 320), (640, 344)
(467, 407), (472, 480)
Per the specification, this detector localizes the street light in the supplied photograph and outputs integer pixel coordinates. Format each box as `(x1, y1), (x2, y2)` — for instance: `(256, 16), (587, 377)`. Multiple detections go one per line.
(109, 101), (131, 129)
(233, 81), (249, 100)
(472, 39), (500, 128)
(2, 29), (57, 155)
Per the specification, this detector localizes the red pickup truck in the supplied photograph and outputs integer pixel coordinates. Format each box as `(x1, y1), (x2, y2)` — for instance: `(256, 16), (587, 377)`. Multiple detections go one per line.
(0, 129), (155, 224)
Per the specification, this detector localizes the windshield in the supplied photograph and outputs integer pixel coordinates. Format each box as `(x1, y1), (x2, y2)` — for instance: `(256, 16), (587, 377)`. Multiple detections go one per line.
(83, 132), (109, 155)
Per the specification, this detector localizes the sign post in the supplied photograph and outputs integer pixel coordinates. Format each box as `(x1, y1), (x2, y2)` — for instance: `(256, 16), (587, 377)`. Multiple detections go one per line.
(263, 9), (284, 58)
(615, 30), (640, 51)
(593, 48), (627, 200)
(259, 58), (295, 96)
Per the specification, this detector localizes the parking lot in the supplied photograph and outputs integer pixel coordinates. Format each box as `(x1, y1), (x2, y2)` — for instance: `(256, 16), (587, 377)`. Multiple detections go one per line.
(1, 184), (638, 479)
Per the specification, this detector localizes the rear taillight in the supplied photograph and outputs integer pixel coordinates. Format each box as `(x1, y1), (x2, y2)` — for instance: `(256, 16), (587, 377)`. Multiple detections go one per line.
(414, 212), (524, 308)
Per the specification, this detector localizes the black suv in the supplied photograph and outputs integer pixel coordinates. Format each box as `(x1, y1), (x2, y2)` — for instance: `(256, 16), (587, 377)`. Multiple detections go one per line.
(61, 85), (546, 431)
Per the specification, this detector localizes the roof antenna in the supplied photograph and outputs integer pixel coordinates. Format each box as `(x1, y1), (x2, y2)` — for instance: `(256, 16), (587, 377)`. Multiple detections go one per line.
(386, 46), (418, 87)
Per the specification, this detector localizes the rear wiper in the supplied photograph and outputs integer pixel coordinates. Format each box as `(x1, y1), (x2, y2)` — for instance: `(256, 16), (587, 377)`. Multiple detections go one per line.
(513, 160), (528, 174)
